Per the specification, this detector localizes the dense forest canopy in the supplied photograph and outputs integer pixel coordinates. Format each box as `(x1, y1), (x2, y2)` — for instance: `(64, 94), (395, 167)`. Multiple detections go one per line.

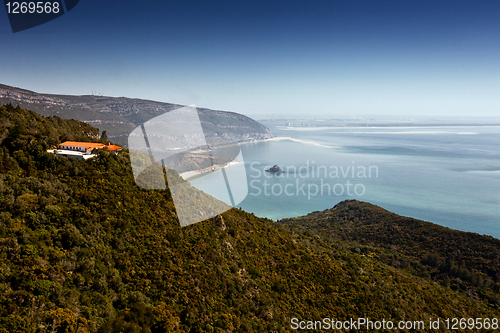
(279, 200), (500, 311)
(0, 104), (499, 332)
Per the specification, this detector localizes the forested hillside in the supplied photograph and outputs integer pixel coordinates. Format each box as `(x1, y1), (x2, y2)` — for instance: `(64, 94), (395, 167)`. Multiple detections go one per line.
(279, 200), (500, 310)
(1, 104), (500, 332)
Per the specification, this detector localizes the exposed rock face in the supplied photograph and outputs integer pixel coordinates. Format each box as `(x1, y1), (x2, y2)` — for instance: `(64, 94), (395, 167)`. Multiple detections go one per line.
(265, 165), (283, 173)
(0, 84), (273, 147)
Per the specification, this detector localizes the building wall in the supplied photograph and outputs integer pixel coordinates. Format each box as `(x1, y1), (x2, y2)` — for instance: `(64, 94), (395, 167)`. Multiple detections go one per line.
(55, 153), (84, 160)
(60, 145), (91, 154)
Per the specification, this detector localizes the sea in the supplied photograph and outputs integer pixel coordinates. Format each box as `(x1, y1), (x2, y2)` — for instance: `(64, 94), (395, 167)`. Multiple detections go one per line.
(230, 119), (500, 239)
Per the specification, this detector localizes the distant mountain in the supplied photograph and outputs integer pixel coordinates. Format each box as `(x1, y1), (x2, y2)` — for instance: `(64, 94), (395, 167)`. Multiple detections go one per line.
(0, 83), (273, 147)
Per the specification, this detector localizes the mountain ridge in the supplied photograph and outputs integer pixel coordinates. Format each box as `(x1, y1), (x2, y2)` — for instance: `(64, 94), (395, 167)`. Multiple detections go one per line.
(0, 84), (273, 148)
(279, 199), (500, 309)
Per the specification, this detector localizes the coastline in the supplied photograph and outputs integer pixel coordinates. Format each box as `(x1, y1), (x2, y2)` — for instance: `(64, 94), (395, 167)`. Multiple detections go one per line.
(179, 160), (241, 180)
(241, 136), (339, 149)
(176, 136), (272, 181)
(178, 135), (337, 181)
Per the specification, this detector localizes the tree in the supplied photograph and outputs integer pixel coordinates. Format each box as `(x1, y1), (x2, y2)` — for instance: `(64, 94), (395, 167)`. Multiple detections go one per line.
(101, 130), (108, 143)
(3, 147), (11, 171)
(26, 155), (36, 177)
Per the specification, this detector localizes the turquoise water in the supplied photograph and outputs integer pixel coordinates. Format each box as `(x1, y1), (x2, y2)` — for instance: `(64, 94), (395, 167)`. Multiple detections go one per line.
(235, 122), (500, 239)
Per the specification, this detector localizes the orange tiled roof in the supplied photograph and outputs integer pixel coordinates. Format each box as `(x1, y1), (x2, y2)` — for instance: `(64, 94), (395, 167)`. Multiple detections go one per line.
(59, 141), (123, 151)
(59, 141), (106, 149)
(104, 145), (123, 151)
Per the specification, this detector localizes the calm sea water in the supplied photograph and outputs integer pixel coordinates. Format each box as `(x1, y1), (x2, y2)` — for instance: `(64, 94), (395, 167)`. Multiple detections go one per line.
(231, 121), (500, 239)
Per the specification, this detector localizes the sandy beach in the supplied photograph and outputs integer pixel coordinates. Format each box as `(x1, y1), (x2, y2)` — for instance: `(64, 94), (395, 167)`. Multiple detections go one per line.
(179, 160), (241, 180)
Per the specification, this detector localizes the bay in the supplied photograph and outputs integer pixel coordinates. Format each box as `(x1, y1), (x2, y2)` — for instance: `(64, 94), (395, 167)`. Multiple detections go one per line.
(232, 120), (500, 239)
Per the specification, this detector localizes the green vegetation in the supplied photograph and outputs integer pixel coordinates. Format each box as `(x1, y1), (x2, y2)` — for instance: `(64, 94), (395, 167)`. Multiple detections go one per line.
(279, 200), (500, 310)
(1, 104), (500, 332)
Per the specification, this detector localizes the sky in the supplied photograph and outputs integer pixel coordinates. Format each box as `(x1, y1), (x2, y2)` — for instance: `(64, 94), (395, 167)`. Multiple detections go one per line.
(1, 0), (500, 119)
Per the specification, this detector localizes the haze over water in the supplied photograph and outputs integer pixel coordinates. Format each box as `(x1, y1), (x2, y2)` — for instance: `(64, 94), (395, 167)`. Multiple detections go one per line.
(233, 119), (500, 239)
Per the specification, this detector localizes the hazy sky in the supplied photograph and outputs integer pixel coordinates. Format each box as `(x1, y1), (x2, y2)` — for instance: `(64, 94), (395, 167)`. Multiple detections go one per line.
(1, 0), (499, 118)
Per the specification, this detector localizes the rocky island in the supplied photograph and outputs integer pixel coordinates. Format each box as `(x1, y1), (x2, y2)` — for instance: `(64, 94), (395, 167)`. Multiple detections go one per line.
(265, 164), (283, 173)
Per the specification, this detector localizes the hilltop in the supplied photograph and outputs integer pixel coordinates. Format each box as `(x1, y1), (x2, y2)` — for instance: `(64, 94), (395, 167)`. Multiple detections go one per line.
(279, 200), (500, 309)
(0, 84), (273, 147)
(0, 105), (499, 332)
